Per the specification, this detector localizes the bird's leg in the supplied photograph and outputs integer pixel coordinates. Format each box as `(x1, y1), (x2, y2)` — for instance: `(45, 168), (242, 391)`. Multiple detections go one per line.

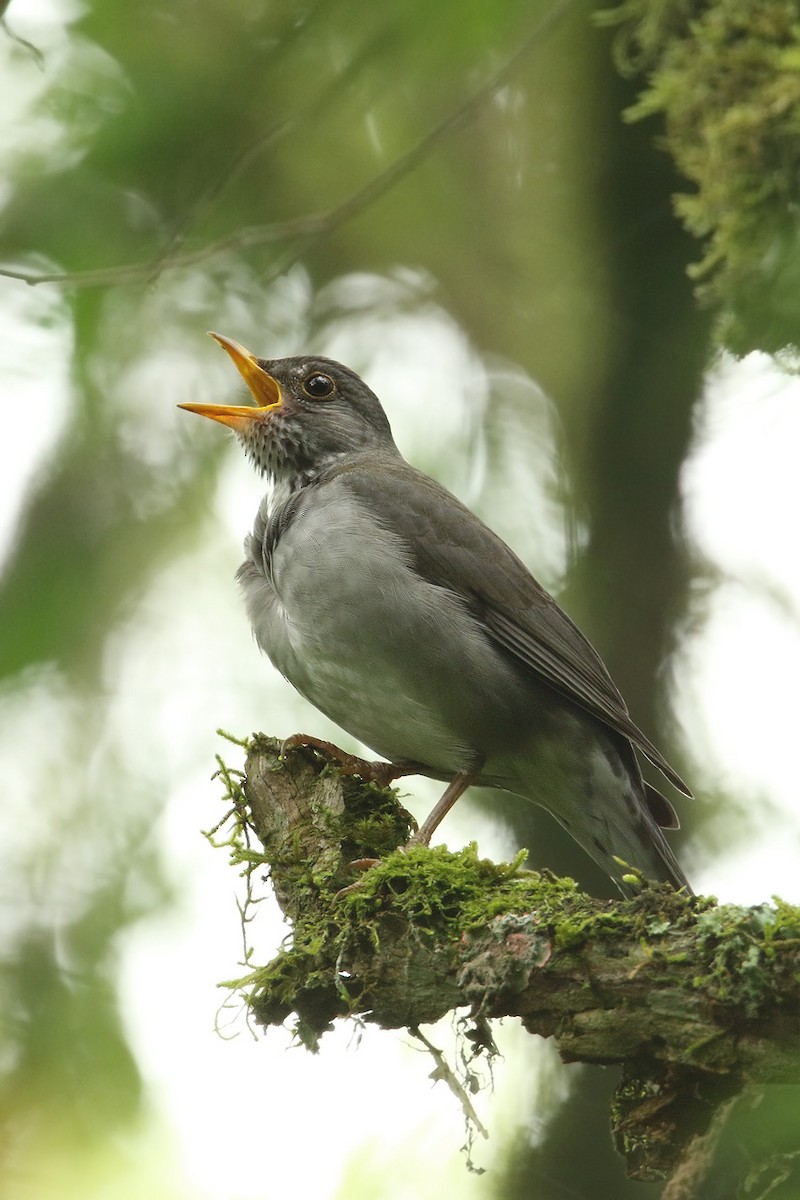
(407, 770), (477, 847)
(280, 733), (423, 788)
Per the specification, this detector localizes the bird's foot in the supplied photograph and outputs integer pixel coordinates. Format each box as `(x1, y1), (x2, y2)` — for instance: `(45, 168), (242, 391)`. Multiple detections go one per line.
(280, 733), (422, 788)
(334, 856), (381, 899)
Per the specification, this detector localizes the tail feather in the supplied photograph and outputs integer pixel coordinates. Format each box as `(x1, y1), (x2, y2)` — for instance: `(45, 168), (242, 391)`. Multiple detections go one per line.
(496, 725), (692, 897)
(610, 815), (692, 897)
(565, 799), (693, 898)
(644, 782), (681, 830)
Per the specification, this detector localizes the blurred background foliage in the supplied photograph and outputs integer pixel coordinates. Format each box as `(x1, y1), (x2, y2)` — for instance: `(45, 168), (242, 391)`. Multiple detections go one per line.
(1, 1), (798, 1198)
(599, 0), (800, 355)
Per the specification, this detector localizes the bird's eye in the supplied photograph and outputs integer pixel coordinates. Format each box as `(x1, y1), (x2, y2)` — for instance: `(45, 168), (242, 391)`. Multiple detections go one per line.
(303, 373), (335, 399)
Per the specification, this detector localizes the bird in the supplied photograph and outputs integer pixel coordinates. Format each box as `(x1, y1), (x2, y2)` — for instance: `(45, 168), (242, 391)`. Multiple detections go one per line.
(179, 332), (692, 896)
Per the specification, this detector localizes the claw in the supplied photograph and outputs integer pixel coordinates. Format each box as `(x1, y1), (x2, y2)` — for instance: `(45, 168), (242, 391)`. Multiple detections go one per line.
(333, 856), (381, 899)
(279, 733), (423, 787)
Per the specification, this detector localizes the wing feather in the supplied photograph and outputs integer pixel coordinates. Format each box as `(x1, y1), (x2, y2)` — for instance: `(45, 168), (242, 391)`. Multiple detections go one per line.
(336, 458), (692, 800)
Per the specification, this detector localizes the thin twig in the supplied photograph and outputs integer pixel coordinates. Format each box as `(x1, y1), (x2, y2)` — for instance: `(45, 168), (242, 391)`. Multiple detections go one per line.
(0, 0), (577, 290)
(410, 1025), (490, 1141)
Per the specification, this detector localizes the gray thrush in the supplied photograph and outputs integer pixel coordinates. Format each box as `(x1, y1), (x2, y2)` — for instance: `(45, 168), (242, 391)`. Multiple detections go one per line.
(180, 333), (692, 896)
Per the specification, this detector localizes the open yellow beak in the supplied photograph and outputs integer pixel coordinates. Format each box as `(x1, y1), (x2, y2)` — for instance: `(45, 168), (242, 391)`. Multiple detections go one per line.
(178, 333), (281, 431)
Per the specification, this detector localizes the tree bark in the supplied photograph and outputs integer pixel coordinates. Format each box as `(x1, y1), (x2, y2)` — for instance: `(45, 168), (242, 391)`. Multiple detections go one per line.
(218, 735), (800, 1183)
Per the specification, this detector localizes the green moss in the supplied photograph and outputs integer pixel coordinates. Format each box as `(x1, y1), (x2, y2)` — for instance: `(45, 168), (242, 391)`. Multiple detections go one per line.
(222, 833), (695, 1039)
(333, 775), (417, 862)
(596, 0), (800, 353)
(690, 898), (800, 1017)
(208, 738), (799, 1051)
(237, 846), (578, 1043)
(336, 844), (536, 930)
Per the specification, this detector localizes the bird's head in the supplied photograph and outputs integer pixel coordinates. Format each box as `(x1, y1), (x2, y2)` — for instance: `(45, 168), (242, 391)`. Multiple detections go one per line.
(179, 333), (399, 486)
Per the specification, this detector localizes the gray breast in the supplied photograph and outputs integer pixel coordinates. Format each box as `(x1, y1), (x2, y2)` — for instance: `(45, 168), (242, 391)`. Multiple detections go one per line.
(236, 478), (533, 772)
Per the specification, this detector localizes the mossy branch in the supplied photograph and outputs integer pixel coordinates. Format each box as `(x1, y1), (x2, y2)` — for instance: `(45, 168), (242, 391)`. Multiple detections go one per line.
(212, 734), (799, 1183)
